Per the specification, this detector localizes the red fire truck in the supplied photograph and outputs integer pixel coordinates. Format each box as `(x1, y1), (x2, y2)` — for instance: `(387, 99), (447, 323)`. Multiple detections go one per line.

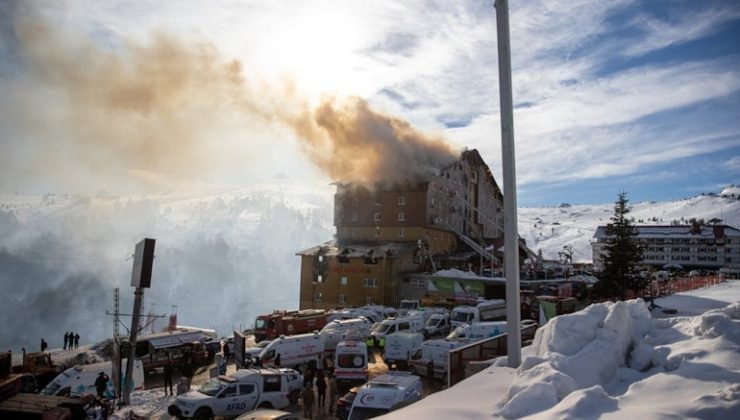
(254, 309), (329, 342)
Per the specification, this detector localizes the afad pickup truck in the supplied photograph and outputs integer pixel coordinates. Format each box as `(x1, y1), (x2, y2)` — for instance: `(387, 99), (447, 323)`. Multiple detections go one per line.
(168, 368), (302, 420)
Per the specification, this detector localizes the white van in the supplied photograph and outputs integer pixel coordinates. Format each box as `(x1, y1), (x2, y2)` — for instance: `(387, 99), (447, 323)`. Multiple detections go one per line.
(41, 359), (145, 398)
(328, 309), (381, 324)
(169, 368), (300, 419)
(334, 341), (368, 387)
(348, 372), (422, 419)
(450, 299), (507, 327)
(383, 332), (424, 369)
(409, 339), (467, 379)
(369, 317), (423, 347)
(256, 332), (325, 369)
(446, 321), (507, 341)
(321, 318), (372, 352)
(423, 312), (451, 338)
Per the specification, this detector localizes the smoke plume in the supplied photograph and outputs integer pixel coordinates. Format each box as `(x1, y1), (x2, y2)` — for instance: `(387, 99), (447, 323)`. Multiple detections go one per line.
(1, 5), (459, 192)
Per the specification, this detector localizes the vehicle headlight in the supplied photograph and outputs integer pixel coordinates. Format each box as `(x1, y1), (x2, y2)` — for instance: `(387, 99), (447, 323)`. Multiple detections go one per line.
(177, 399), (195, 408)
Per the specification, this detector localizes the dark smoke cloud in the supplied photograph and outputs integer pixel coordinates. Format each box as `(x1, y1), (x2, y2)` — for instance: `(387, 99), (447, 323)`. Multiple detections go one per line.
(1, 4), (459, 193)
(291, 96), (458, 186)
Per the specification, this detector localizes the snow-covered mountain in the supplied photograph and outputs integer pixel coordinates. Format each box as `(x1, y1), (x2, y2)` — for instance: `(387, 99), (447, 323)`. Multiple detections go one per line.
(520, 186), (740, 263)
(1, 180), (738, 352)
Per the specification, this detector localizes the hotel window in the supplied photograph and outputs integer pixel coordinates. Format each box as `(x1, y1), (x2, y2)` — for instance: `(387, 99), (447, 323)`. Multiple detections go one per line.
(340, 276), (348, 286)
(351, 213), (358, 222)
(398, 212), (405, 221)
(315, 292), (322, 301)
(374, 196), (381, 206)
(363, 278), (378, 288)
(374, 213), (381, 222)
(398, 228), (405, 238)
(339, 294), (347, 304)
(366, 296), (374, 304)
(398, 196), (406, 206)
(375, 228), (381, 237)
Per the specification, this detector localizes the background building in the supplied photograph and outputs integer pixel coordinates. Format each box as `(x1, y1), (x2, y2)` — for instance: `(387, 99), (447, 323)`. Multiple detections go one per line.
(592, 224), (740, 275)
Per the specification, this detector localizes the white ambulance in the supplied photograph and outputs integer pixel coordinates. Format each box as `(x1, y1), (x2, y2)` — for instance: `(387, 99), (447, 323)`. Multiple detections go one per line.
(333, 341), (368, 388)
(321, 318), (372, 352)
(256, 332), (325, 369)
(347, 371), (422, 419)
(41, 359), (144, 398)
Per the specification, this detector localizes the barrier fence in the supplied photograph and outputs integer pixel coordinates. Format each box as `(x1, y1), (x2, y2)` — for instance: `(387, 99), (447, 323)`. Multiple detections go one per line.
(643, 275), (723, 297)
(447, 322), (538, 388)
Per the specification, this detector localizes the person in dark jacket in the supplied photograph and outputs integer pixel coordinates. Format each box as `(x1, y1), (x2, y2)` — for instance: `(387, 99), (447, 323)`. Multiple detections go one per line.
(63, 332), (69, 350)
(74, 333), (80, 349)
(40, 338), (48, 352)
(315, 370), (327, 411)
(163, 361), (174, 396)
(95, 372), (109, 398)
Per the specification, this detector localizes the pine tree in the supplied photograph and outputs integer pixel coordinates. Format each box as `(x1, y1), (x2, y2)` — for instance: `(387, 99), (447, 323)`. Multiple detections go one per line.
(596, 192), (644, 299)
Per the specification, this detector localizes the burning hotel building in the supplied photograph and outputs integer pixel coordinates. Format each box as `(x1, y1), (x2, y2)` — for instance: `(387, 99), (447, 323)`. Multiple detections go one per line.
(297, 149), (531, 309)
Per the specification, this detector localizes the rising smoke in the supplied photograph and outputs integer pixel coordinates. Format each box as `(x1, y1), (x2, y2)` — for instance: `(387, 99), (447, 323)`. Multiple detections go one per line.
(0, 3), (460, 351)
(1, 3), (458, 193)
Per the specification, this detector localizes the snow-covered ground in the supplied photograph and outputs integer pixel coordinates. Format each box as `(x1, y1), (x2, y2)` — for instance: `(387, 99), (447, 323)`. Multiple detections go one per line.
(1, 181), (738, 353)
(384, 280), (740, 419)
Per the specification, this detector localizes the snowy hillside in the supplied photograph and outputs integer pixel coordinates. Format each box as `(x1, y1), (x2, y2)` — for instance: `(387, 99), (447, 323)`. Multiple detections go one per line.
(1, 181), (738, 352)
(0, 178), (335, 352)
(519, 192), (740, 263)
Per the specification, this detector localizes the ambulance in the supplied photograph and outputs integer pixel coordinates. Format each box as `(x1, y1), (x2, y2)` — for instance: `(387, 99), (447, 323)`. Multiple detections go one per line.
(347, 371), (422, 419)
(333, 341), (368, 388)
(256, 332), (326, 370)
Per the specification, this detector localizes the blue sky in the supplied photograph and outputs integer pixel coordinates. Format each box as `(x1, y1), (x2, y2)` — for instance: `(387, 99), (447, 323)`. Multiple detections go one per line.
(0, 0), (738, 206)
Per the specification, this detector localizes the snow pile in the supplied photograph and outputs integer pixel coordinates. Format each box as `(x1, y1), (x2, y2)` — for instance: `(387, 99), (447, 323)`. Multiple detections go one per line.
(497, 300), (652, 417)
(383, 281), (740, 419)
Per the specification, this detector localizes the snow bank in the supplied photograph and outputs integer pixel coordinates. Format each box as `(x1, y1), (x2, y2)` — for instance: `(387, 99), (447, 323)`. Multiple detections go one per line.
(383, 284), (740, 419)
(432, 268), (481, 278)
(497, 300), (652, 417)
(499, 301), (740, 419)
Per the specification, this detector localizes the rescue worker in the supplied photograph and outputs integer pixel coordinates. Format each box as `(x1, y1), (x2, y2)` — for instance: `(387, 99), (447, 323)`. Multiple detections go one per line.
(95, 371), (109, 399)
(63, 332), (69, 350)
(74, 333), (80, 349)
(300, 384), (314, 419)
(40, 338), (48, 352)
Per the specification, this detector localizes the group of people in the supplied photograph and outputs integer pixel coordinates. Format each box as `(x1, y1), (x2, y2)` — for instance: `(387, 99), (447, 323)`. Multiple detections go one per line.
(299, 364), (338, 419)
(63, 332), (80, 350)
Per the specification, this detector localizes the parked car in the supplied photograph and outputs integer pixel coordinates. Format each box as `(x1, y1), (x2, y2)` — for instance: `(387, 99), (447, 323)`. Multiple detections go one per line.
(335, 386), (359, 420)
(168, 368), (301, 419)
(236, 408), (298, 420)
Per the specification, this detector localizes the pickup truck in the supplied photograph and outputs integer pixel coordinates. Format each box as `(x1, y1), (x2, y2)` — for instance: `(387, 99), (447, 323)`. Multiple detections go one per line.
(168, 368), (302, 420)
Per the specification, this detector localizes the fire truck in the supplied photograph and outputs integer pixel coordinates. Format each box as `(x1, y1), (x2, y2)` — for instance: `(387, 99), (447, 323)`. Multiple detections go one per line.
(254, 309), (329, 342)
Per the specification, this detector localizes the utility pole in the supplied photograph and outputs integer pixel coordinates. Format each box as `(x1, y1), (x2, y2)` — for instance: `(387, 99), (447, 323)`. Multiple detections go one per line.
(123, 238), (155, 405)
(111, 288), (122, 405)
(495, 0), (522, 368)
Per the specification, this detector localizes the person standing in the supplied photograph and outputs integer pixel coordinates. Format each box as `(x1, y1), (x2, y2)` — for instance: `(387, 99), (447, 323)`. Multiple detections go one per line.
(315, 370), (326, 411)
(163, 361), (174, 396)
(74, 333), (80, 349)
(328, 373), (338, 415)
(63, 332), (69, 350)
(300, 384), (314, 419)
(95, 371), (109, 399)
(40, 338), (48, 352)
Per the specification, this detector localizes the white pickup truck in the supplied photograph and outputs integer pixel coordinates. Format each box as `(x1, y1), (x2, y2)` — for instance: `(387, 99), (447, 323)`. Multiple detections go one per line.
(168, 368), (302, 420)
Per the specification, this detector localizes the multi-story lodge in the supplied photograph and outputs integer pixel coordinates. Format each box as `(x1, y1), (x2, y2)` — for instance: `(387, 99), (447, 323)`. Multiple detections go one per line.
(592, 224), (740, 277)
(297, 149), (529, 309)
